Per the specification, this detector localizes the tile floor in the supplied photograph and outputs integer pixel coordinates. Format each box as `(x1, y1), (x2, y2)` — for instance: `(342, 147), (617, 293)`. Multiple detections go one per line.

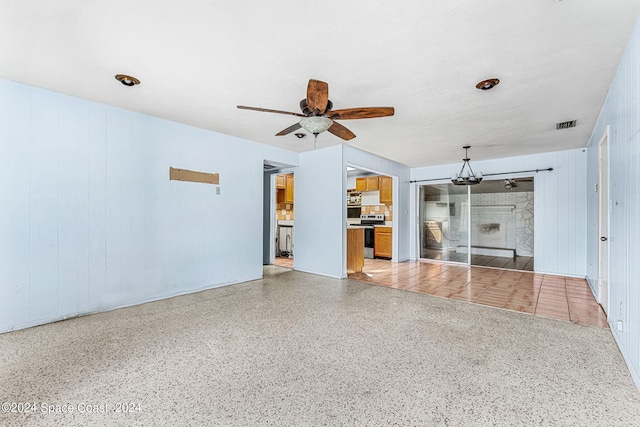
(274, 256), (294, 268)
(422, 249), (534, 271)
(349, 258), (608, 328)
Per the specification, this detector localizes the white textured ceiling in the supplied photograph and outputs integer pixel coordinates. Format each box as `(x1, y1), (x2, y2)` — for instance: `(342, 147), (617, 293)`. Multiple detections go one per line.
(1, 1), (638, 167)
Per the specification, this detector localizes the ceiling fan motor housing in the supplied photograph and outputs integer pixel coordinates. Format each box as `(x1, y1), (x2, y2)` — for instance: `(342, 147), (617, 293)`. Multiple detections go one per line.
(300, 99), (332, 116)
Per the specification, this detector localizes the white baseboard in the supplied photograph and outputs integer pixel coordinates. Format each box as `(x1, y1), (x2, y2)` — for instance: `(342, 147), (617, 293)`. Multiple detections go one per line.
(0, 277), (258, 335)
(610, 328), (640, 389)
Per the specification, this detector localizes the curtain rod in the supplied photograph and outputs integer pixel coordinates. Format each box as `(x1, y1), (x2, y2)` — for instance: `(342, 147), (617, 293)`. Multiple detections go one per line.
(409, 168), (553, 184)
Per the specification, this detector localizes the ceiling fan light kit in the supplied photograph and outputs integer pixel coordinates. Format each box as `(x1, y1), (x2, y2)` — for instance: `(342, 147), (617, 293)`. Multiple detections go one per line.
(451, 146), (483, 185)
(115, 74), (140, 87)
(299, 116), (333, 135)
(504, 179), (513, 190)
(237, 79), (394, 142)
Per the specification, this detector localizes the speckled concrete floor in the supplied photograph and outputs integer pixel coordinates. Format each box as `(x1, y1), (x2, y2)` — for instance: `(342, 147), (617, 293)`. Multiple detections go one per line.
(1, 266), (639, 426)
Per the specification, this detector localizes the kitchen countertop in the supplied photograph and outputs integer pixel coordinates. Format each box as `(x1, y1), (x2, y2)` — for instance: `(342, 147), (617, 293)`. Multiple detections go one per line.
(277, 220), (294, 226)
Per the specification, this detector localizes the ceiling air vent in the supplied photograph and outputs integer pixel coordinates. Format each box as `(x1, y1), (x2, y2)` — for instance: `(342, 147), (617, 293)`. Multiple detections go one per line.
(556, 120), (577, 130)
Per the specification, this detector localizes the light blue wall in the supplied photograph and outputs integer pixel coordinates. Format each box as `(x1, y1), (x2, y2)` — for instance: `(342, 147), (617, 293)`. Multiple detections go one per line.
(586, 18), (640, 386)
(294, 145), (344, 278)
(293, 144), (413, 279)
(410, 148), (588, 277)
(0, 79), (298, 333)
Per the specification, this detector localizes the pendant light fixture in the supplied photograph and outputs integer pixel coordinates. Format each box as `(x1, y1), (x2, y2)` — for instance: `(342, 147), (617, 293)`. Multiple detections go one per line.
(451, 146), (483, 185)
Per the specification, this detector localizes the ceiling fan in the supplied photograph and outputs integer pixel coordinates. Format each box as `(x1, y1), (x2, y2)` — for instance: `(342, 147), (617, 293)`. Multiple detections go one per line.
(504, 177), (534, 190)
(237, 79), (394, 141)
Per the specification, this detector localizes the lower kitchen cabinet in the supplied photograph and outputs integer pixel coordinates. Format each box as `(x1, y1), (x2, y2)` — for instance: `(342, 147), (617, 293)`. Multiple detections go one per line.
(347, 228), (365, 274)
(374, 226), (392, 258)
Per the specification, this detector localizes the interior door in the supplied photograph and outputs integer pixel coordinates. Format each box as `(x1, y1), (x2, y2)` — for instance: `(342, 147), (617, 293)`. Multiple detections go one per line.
(598, 129), (609, 314)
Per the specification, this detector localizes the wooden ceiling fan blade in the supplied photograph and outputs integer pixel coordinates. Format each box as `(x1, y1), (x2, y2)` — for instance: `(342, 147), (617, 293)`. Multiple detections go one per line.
(237, 105), (305, 117)
(328, 107), (394, 120)
(328, 122), (356, 141)
(276, 123), (302, 136)
(306, 79), (329, 114)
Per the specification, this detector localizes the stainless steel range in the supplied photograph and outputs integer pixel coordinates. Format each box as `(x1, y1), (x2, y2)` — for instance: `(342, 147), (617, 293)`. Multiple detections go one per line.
(360, 214), (385, 259)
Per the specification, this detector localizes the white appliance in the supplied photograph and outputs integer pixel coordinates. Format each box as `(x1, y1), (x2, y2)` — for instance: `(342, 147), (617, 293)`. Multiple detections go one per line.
(278, 225), (293, 257)
(360, 214), (385, 259)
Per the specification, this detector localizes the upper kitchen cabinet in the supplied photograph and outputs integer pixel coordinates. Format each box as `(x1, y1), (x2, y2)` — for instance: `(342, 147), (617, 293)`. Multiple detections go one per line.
(366, 176), (379, 191)
(276, 173), (294, 204)
(285, 174), (294, 203)
(356, 176), (380, 191)
(379, 175), (392, 204)
(355, 175), (392, 203)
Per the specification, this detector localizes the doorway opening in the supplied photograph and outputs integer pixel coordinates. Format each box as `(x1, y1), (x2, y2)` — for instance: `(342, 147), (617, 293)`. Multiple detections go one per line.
(345, 165), (397, 276)
(263, 160), (295, 269)
(419, 177), (534, 272)
(274, 172), (295, 268)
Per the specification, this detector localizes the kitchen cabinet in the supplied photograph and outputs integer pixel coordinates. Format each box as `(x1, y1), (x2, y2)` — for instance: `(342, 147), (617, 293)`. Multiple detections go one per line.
(277, 174), (294, 204)
(285, 174), (294, 203)
(347, 228), (365, 274)
(356, 176), (380, 191)
(379, 175), (392, 204)
(355, 176), (379, 191)
(366, 176), (379, 191)
(374, 226), (392, 258)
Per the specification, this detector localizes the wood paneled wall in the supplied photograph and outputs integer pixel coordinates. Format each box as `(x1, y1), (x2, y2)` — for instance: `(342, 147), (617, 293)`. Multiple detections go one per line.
(586, 18), (640, 386)
(0, 79), (298, 332)
(410, 149), (588, 277)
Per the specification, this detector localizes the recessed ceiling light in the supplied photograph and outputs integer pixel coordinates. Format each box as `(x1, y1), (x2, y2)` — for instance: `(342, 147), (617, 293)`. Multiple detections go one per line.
(476, 78), (500, 90)
(115, 74), (140, 87)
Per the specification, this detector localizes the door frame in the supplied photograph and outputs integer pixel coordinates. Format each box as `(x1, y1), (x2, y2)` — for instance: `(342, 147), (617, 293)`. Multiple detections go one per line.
(344, 163), (399, 275)
(417, 178), (535, 272)
(416, 182), (470, 266)
(263, 161), (296, 266)
(597, 126), (610, 314)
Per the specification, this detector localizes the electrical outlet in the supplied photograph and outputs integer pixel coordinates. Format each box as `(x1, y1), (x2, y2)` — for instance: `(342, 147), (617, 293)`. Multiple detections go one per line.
(617, 320), (624, 332)
(216, 187), (221, 195)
